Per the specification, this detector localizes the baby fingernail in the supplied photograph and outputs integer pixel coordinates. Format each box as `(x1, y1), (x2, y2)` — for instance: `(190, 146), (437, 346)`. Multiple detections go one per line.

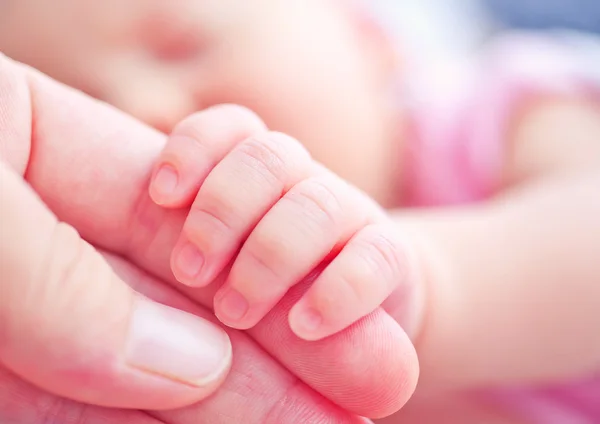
(289, 305), (324, 340)
(216, 289), (249, 323)
(152, 164), (179, 201)
(126, 298), (231, 386)
(174, 242), (204, 284)
(294, 307), (323, 333)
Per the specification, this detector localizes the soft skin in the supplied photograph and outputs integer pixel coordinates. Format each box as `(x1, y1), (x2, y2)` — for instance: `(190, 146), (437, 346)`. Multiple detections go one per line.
(0, 55), (418, 422)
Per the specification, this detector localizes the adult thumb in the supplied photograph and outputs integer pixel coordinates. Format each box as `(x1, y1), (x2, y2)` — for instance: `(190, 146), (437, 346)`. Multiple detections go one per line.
(0, 161), (232, 409)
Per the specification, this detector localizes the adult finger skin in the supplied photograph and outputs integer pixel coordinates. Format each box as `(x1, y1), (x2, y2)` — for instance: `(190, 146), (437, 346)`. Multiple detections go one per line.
(0, 161), (231, 410)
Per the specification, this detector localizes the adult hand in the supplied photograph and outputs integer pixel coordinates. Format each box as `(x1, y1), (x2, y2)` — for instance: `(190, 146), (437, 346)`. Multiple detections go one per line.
(0, 55), (419, 422)
(0, 62), (231, 411)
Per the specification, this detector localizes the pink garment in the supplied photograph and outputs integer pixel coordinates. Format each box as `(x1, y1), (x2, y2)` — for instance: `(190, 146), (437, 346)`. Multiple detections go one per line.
(404, 32), (600, 423)
(404, 31), (600, 207)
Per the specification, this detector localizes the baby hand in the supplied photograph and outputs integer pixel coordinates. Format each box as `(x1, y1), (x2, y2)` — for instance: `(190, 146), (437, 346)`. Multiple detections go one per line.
(149, 106), (409, 340)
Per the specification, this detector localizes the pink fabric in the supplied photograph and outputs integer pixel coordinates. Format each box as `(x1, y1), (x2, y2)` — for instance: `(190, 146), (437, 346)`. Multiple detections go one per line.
(491, 377), (600, 424)
(405, 31), (600, 207)
(404, 32), (600, 422)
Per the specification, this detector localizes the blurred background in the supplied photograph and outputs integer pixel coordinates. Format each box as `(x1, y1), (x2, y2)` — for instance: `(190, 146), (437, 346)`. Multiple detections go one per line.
(376, 0), (600, 58)
(3, 0), (598, 132)
(1, 0), (599, 203)
(485, 0), (600, 34)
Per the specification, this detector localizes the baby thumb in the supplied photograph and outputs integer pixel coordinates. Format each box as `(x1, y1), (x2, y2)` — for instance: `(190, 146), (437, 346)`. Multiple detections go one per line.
(0, 162), (231, 409)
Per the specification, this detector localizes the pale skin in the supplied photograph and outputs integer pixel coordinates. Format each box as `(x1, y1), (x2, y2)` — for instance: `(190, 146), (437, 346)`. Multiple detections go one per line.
(5, 64), (600, 424)
(148, 106), (409, 340)
(0, 56), (418, 423)
(3, 0), (600, 422)
(151, 103), (600, 424)
(383, 100), (600, 422)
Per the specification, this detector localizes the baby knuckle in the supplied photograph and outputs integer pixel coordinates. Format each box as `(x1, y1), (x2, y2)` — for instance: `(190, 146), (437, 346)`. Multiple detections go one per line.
(253, 225), (295, 263)
(170, 115), (216, 152)
(358, 229), (406, 281)
(171, 111), (205, 131)
(238, 134), (289, 181)
(287, 178), (343, 227)
(170, 105), (261, 151)
(268, 131), (311, 160)
(245, 232), (292, 280)
(334, 271), (367, 305)
(237, 132), (308, 186)
(188, 196), (238, 240)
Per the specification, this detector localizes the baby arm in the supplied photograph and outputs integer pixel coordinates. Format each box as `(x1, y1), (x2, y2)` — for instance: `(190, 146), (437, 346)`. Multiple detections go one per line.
(394, 96), (600, 391)
(505, 96), (600, 185)
(483, 32), (600, 190)
(393, 170), (600, 390)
